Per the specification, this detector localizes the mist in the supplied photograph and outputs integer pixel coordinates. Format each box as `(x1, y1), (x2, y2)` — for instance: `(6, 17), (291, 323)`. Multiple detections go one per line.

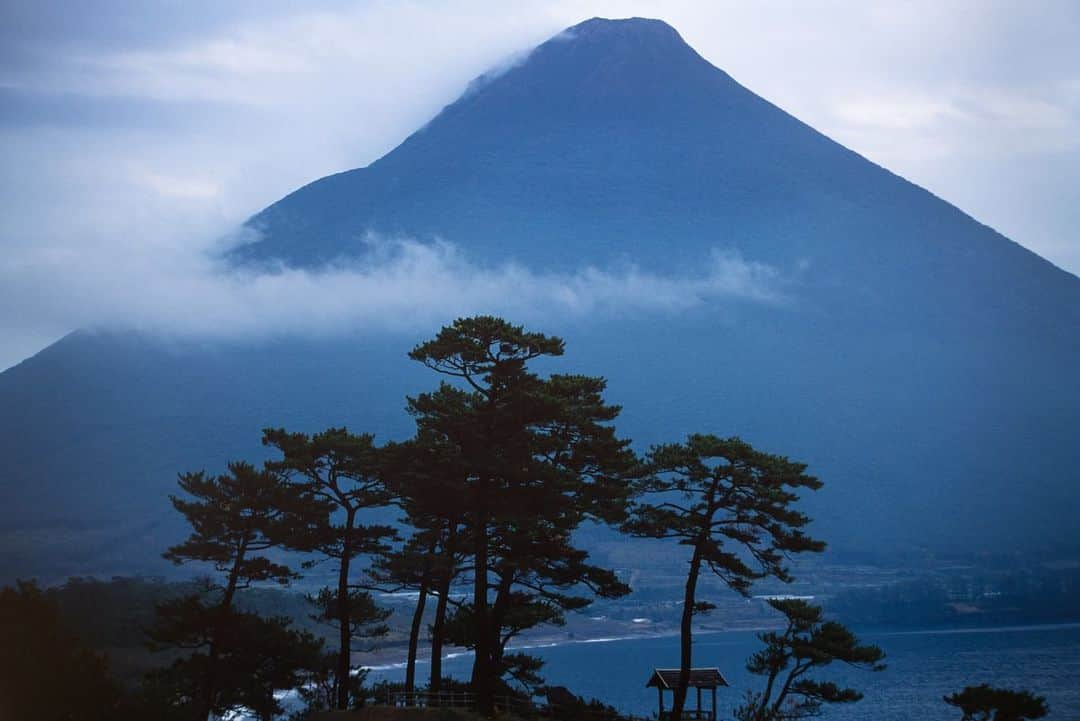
(0, 215), (785, 358)
(2, 0), (1078, 369)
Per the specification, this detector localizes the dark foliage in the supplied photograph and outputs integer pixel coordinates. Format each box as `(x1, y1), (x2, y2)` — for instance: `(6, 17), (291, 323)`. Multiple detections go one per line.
(944, 684), (1049, 721)
(406, 316), (635, 711)
(164, 462), (311, 591)
(289, 649), (373, 718)
(624, 435), (826, 718)
(0, 580), (122, 721)
(263, 426), (397, 709)
(543, 685), (628, 721)
(150, 459), (323, 720)
(377, 430), (474, 693)
(734, 599), (884, 720)
(148, 605), (323, 720)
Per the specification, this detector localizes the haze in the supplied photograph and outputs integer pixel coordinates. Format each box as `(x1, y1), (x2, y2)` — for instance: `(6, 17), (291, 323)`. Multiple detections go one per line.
(2, 0), (1078, 370)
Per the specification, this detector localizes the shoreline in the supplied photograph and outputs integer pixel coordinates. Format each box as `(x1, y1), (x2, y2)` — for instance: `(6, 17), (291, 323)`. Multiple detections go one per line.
(358, 619), (1080, 674)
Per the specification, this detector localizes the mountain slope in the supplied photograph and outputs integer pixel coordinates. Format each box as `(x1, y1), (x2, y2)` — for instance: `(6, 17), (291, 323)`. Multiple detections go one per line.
(235, 18), (1079, 337)
(2, 17), (1078, 579)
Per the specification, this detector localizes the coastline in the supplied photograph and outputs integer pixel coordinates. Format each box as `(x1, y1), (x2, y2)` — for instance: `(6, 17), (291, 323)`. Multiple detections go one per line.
(357, 620), (793, 673)
(357, 619), (1080, 674)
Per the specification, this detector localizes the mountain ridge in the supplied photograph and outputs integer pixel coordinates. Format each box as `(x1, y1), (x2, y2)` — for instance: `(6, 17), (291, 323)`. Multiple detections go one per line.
(232, 18), (1080, 336)
(2, 17), (1078, 579)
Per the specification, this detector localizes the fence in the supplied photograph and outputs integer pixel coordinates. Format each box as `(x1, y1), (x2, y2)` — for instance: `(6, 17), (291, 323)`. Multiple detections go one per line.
(386, 690), (534, 715)
(384, 690), (645, 720)
(660, 711), (716, 721)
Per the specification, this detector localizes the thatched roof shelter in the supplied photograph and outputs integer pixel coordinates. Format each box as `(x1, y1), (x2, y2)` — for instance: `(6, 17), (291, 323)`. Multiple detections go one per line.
(646, 668), (729, 689)
(646, 668), (729, 720)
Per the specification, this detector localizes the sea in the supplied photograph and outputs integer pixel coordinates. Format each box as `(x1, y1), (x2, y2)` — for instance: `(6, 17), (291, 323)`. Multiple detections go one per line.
(365, 623), (1080, 720)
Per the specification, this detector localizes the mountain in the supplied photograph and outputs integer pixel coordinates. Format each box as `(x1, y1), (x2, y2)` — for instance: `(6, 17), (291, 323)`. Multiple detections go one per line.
(2, 18), (1078, 579)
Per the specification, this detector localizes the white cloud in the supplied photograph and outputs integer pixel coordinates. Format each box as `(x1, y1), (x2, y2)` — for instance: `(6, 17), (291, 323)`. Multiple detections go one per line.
(1, 0), (1078, 370)
(833, 96), (966, 132)
(0, 224), (784, 355)
(135, 169), (224, 200)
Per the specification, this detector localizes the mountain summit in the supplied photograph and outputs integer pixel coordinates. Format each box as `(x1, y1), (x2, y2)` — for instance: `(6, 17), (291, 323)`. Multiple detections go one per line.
(233, 18), (1078, 335)
(459, 17), (730, 103)
(234, 16), (824, 271)
(2, 19), (1078, 577)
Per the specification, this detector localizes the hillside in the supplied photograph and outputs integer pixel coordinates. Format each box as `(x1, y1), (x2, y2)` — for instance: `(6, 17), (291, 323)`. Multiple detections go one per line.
(2, 17), (1078, 579)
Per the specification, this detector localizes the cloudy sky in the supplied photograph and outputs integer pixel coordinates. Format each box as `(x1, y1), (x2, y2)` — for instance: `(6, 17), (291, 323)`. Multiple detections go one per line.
(1, 0), (1078, 370)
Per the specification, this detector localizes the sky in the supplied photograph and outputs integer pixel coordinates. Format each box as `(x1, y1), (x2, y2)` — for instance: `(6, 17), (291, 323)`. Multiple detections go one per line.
(1, 0), (1078, 371)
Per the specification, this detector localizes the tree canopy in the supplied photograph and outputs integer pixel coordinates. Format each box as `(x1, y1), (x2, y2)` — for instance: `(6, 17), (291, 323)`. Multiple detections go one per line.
(151, 460), (324, 720)
(406, 316), (635, 711)
(262, 427), (397, 710)
(735, 599), (885, 721)
(0, 580), (121, 721)
(945, 685), (1049, 721)
(625, 434), (826, 720)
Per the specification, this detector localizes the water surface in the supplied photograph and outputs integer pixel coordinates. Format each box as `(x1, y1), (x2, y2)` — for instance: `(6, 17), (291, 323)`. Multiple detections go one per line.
(370, 624), (1080, 720)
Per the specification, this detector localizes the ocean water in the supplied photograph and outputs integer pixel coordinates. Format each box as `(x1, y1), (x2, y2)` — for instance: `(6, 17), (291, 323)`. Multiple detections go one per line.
(368, 624), (1080, 720)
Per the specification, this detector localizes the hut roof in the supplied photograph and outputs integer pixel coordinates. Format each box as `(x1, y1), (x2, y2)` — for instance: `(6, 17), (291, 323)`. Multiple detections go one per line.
(546, 686), (580, 705)
(646, 668), (729, 689)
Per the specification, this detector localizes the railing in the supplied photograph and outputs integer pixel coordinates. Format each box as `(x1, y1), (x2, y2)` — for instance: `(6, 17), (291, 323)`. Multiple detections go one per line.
(660, 711), (716, 721)
(386, 690), (535, 714)
(386, 689), (657, 720)
(387, 690), (476, 708)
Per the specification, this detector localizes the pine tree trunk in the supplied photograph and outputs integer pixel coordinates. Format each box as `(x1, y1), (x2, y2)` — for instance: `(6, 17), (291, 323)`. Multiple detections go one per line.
(336, 510), (356, 710)
(488, 571), (514, 676)
(405, 575), (429, 698)
(429, 568), (452, 695)
(196, 538), (248, 721)
(671, 544), (704, 721)
(472, 507), (492, 713)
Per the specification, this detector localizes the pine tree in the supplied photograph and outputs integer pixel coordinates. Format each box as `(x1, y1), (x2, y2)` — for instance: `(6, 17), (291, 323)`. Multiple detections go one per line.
(363, 534), (436, 698)
(377, 431), (473, 697)
(0, 580), (121, 721)
(407, 316), (635, 712)
(624, 435), (825, 720)
(148, 603), (323, 721)
(150, 461), (319, 721)
(262, 427), (397, 710)
(944, 685), (1049, 721)
(163, 462), (302, 604)
(734, 599), (884, 721)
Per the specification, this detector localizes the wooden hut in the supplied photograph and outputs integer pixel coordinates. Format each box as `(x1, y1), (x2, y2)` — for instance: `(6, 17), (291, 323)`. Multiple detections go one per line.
(645, 668), (729, 720)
